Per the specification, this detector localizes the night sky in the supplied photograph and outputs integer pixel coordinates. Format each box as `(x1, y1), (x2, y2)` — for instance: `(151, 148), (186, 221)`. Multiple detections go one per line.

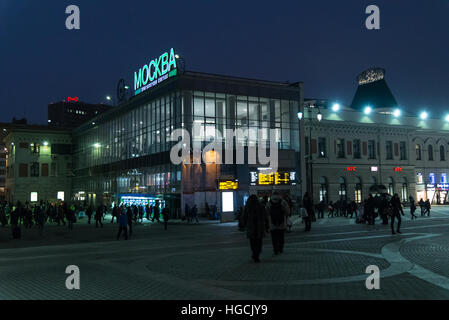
(1, 0), (448, 124)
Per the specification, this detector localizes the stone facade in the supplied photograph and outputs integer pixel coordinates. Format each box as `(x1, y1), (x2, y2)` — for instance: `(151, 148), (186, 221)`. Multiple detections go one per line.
(4, 126), (72, 204)
(304, 107), (449, 204)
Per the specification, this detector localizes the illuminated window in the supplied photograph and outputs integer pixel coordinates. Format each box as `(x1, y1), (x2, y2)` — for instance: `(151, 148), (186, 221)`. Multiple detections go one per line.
(318, 137), (326, 158)
(442, 174), (447, 184)
(57, 192), (64, 201)
(416, 144), (422, 160)
(417, 173), (423, 184)
(429, 173), (435, 184)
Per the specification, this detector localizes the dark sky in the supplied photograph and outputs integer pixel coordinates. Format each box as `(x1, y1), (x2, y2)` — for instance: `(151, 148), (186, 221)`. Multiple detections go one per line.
(1, 0), (448, 124)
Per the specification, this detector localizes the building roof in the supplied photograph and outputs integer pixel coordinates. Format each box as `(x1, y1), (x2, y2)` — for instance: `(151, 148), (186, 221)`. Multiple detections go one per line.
(350, 68), (398, 111)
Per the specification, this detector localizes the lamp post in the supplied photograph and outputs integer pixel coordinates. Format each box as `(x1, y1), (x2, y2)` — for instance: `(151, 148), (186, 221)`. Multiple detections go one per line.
(175, 54), (186, 74)
(298, 105), (322, 201)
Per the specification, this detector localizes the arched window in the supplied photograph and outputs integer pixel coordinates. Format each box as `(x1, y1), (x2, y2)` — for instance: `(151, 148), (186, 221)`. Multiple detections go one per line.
(428, 145), (434, 161)
(338, 177), (347, 200)
(354, 177), (362, 203)
(388, 177), (394, 195)
(416, 144), (422, 160)
(401, 177), (408, 201)
(440, 145), (445, 161)
(319, 177), (328, 203)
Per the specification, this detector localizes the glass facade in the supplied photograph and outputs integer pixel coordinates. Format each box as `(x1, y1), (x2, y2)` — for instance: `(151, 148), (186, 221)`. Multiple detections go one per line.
(72, 76), (301, 209)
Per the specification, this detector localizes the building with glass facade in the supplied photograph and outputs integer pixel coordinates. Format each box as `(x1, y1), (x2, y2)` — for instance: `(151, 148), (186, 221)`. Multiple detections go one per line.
(72, 71), (303, 216)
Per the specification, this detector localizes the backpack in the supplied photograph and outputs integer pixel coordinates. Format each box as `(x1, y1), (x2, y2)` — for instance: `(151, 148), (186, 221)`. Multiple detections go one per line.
(269, 200), (284, 226)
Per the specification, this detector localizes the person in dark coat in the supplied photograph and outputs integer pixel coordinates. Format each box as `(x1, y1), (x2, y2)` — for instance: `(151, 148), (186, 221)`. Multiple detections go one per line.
(126, 206), (133, 236)
(266, 192), (290, 255)
(390, 193), (404, 234)
(419, 198), (425, 216)
(241, 195), (269, 263)
(162, 206), (169, 230)
(95, 206), (103, 228)
(117, 211), (128, 240)
(409, 195), (417, 220)
(303, 192), (314, 231)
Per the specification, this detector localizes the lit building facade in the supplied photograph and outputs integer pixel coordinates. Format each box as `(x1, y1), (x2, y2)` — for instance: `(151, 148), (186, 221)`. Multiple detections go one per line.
(4, 126), (73, 204)
(306, 105), (449, 205)
(72, 71), (303, 215)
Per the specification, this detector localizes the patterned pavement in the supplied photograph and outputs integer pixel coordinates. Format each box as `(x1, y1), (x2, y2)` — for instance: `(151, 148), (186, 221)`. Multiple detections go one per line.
(1, 207), (449, 299)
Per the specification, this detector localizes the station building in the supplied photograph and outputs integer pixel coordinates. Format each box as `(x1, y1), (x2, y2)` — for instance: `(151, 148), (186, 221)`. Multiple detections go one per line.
(305, 68), (449, 205)
(71, 60), (303, 216)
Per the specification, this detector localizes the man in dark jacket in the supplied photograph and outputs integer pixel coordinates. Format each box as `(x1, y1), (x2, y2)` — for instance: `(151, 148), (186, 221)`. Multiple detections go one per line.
(241, 195), (269, 263)
(95, 206), (103, 228)
(390, 193), (404, 234)
(117, 211), (128, 240)
(126, 206), (133, 236)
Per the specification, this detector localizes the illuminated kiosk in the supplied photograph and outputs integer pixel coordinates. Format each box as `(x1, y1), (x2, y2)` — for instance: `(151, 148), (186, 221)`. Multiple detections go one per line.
(72, 48), (303, 217)
(118, 194), (166, 208)
(217, 178), (239, 222)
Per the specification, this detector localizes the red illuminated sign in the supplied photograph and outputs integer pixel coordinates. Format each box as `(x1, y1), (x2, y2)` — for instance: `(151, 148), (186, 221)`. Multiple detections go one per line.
(394, 167), (403, 172)
(68, 97), (79, 102)
(346, 166), (357, 172)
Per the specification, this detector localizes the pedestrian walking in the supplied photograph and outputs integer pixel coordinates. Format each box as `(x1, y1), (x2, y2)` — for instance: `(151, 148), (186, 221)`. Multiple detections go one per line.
(162, 206), (169, 230)
(126, 206), (133, 236)
(266, 192), (290, 255)
(425, 199), (431, 216)
(241, 195), (269, 263)
(303, 192), (314, 232)
(117, 211), (128, 240)
(409, 195), (417, 220)
(419, 198), (425, 216)
(390, 193), (404, 235)
(95, 206), (103, 228)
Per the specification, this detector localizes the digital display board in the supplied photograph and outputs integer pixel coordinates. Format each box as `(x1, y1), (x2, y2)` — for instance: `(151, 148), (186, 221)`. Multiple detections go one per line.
(250, 171), (296, 186)
(218, 180), (238, 190)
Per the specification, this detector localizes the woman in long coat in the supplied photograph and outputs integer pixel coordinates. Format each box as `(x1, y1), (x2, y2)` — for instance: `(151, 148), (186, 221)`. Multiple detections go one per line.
(241, 195), (269, 263)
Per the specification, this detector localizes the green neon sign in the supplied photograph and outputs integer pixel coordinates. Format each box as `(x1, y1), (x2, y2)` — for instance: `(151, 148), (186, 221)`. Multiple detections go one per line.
(134, 48), (178, 96)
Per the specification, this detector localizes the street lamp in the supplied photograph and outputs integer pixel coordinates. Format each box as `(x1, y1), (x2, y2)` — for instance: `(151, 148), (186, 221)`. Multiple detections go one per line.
(175, 54), (186, 74)
(298, 106), (323, 201)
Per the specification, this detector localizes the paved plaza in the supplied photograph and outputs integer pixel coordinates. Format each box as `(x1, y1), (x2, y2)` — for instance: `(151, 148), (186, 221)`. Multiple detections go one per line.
(1, 207), (449, 300)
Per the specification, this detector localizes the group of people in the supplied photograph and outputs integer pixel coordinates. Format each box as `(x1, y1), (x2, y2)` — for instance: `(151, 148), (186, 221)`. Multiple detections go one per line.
(0, 200), (171, 240)
(239, 192), (292, 263)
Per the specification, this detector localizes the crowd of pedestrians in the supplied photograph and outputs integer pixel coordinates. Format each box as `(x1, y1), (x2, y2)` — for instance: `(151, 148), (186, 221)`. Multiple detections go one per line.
(238, 190), (438, 263)
(0, 200), (172, 240)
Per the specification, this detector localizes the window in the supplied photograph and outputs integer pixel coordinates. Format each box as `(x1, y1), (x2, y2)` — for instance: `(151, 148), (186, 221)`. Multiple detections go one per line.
(368, 140), (376, 159)
(318, 137), (326, 158)
(388, 177), (394, 195)
(30, 162), (39, 177)
(416, 144), (422, 160)
(51, 163), (57, 177)
(31, 143), (40, 154)
(401, 178), (408, 201)
(386, 141), (393, 160)
(19, 164), (28, 177)
(429, 173), (435, 184)
(338, 177), (347, 200)
(353, 139), (361, 159)
(319, 177), (328, 203)
(355, 177), (362, 203)
(400, 141), (407, 160)
(41, 163), (49, 177)
(428, 145), (434, 161)
(336, 139), (345, 158)
(440, 145), (445, 161)
(442, 173), (447, 184)
(417, 173), (423, 184)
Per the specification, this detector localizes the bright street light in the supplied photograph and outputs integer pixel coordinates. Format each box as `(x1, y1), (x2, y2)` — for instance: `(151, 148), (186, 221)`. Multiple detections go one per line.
(297, 112), (303, 120)
(332, 103), (340, 112)
(445, 114), (449, 122)
(393, 109), (401, 117)
(364, 106), (372, 115)
(420, 111), (428, 120)
(317, 111), (323, 122)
